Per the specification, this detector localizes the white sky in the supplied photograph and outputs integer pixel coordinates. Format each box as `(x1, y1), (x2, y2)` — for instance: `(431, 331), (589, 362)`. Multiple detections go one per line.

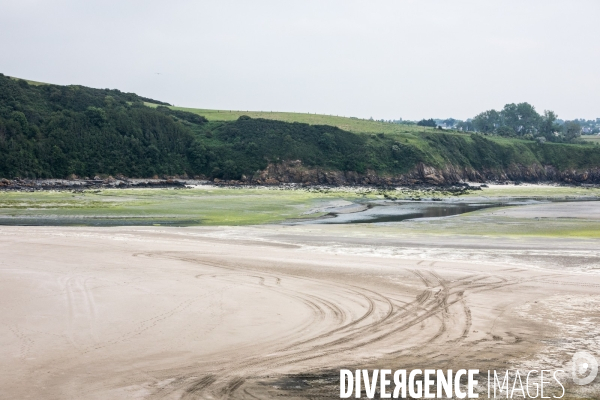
(1, 0), (599, 120)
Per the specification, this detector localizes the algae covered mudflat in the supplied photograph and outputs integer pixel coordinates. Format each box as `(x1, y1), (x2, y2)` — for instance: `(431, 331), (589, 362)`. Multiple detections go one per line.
(1, 185), (600, 236)
(0, 187), (373, 226)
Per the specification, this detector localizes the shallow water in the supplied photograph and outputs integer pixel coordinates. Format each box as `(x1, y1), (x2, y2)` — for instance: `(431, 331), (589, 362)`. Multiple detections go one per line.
(0, 217), (203, 227)
(301, 198), (556, 224)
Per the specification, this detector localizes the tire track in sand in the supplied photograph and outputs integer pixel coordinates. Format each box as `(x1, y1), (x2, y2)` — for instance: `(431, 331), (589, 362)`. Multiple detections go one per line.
(136, 252), (520, 400)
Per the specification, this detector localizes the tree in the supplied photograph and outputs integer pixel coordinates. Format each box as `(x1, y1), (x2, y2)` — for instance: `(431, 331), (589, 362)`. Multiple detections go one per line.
(221, 159), (239, 180)
(564, 121), (582, 141)
(473, 110), (501, 133)
(442, 118), (457, 128)
(501, 103), (540, 135)
(85, 106), (107, 127)
(456, 120), (474, 132)
(188, 141), (208, 170)
(538, 110), (561, 139)
(417, 119), (436, 127)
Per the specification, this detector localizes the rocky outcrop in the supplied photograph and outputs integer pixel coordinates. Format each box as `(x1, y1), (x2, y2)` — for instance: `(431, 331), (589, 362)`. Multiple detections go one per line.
(5, 162), (600, 191)
(0, 178), (189, 191)
(241, 160), (600, 186)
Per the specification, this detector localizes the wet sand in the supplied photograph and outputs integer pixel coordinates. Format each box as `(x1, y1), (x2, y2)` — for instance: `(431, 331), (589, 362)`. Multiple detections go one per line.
(2, 204), (600, 398)
(486, 200), (600, 219)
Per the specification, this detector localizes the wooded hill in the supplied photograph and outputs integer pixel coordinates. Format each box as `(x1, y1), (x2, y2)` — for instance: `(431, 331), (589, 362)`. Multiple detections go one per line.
(2, 73), (600, 183)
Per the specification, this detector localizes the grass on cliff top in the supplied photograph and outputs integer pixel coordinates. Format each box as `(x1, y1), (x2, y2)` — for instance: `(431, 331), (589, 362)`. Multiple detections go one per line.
(581, 135), (600, 143)
(144, 102), (433, 136)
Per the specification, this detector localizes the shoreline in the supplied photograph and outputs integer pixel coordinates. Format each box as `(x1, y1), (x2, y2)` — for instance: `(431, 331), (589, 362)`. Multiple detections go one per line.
(1, 177), (598, 193)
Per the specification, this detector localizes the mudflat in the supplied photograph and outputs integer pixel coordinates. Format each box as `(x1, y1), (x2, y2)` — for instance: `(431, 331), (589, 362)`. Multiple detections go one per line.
(2, 203), (600, 398)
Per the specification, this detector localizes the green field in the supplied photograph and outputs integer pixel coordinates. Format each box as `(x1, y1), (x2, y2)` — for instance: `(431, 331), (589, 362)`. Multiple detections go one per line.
(144, 103), (434, 136)
(581, 135), (600, 143)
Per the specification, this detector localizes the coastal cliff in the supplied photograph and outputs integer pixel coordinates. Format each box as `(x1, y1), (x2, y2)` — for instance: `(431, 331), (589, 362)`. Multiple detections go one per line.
(244, 160), (600, 186)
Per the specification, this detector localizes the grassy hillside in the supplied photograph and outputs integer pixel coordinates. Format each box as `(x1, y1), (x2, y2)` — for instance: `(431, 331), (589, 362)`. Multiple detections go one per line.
(148, 104), (600, 173)
(144, 103), (430, 136)
(3, 73), (600, 182)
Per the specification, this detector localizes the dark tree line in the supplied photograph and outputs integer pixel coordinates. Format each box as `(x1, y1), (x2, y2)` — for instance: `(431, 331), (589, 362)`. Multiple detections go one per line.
(417, 118), (437, 128)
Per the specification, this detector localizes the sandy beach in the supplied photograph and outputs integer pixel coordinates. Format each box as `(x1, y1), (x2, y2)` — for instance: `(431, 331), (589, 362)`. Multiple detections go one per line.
(2, 200), (600, 398)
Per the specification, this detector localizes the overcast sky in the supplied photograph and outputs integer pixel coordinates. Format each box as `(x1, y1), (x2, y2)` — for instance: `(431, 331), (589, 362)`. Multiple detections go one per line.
(1, 0), (598, 120)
